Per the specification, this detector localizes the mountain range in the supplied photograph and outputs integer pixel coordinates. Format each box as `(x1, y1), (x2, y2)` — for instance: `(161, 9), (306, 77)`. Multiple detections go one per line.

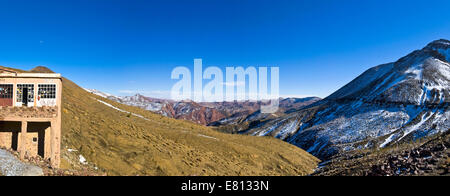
(86, 90), (321, 126)
(86, 40), (449, 164)
(1, 66), (319, 176)
(243, 39), (450, 160)
(2, 39), (448, 176)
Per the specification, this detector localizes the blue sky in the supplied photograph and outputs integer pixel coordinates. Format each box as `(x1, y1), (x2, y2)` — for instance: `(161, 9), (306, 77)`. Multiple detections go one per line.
(0, 0), (449, 99)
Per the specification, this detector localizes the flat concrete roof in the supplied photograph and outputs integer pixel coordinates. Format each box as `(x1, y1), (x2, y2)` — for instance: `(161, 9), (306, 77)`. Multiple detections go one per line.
(0, 72), (61, 78)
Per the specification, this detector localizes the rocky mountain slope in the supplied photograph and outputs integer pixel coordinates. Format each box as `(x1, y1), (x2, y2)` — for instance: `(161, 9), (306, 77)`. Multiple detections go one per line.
(245, 39), (450, 160)
(100, 93), (226, 125)
(89, 91), (320, 126)
(1, 65), (320, 176)
(211, 97), (321, 134)
(313, 131), (449, 176)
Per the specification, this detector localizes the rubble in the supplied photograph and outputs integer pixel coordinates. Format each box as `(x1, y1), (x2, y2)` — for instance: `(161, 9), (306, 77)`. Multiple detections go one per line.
(368, 133), (449, 176)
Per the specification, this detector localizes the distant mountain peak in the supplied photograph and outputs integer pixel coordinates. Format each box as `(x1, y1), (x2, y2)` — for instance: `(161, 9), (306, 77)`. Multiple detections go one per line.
(326, 39), (450, 106)
(133, 93), (146, 98)
(30, 66), (54, 73)
(246, 39), (450, 160)
(425, 39), (450, 49)
(421, 39), (450, 62)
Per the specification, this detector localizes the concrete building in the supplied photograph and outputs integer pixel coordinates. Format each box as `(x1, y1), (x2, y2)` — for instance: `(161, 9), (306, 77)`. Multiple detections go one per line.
(0, 68), (62, 168)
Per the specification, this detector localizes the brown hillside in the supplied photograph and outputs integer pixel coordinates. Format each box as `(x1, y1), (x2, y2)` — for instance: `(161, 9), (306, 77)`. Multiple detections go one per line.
(30, 66), (54, 73)
(1, 65), (320, 176)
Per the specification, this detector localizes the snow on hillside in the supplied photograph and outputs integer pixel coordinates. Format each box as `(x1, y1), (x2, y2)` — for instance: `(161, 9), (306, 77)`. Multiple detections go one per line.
(246, 39), (450, 160)
(84, 88), (118, 99)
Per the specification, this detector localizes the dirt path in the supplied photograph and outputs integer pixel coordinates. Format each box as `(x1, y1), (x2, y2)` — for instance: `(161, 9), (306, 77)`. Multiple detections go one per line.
(0, 149), (43, 176)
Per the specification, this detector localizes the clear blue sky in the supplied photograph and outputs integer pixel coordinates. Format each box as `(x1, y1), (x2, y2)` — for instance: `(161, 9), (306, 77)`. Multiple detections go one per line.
(0, 0), (449, 99)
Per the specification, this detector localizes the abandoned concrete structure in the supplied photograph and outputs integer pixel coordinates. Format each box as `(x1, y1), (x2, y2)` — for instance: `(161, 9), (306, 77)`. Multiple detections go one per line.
(0, 68), (62, 168)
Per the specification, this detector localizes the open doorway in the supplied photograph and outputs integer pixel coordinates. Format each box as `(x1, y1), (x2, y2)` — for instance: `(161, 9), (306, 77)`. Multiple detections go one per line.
(0, 121), (51, 158)
(22, 87), (28, 106)
(0, 121), (21, 151)
(27, 122), (51, 158)
(17, 84), (34, 107)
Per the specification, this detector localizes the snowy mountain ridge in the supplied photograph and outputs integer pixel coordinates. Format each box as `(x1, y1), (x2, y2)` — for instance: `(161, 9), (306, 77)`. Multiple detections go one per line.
(245, 39), (450, 160)
(84, 89), (321, 126)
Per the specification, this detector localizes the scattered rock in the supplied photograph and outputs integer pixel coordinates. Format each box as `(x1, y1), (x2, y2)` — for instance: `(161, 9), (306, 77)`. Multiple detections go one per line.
(0, 149), (43, 176)
(368, 132), (449, 176)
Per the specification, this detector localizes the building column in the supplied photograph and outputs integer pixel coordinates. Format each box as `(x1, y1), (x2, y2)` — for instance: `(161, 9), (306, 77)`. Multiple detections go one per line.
(19, 120), (27, 159)
(34, 83), (37, 107)
(12, 78), (17, 106)
(50, 119), (60, 168)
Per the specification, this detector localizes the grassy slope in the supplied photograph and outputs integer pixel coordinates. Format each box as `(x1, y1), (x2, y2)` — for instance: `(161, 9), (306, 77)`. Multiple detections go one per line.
(2, 66), (319, 176)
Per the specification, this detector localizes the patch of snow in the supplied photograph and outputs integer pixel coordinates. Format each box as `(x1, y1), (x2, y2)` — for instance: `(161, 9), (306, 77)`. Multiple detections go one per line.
(398, 110), (434, 141)
(97, 99), (127, 112)
(254, 120), (286, 136)
(85, 89), (115, 98)
(197, 134), (218, 140)
(96, 99), (151, 121)
(306, 139), (328, 154)
(372, 72), (395, 92)
(430, 58), (450, 80)
(379, 134), (396, 148)
(373, 74), (407, 98)
(364, 141), (372, 148)
(79, 155), (88, 165)
(404, 63), (423, 80)
(275, 120), (298, 139)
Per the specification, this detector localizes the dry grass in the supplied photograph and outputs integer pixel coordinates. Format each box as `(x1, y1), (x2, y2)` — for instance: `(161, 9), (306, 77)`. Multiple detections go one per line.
(61, 78), (319, 175)
(2, 66), (320, 176)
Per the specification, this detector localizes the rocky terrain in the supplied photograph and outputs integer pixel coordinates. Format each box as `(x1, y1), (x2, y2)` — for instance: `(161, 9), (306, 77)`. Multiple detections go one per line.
(0, 148), (43, 176)
(314, 130), (449, 176)
(0, 106), (57, 118)
(0, 148), (102, 176)
(88, 90), (320, 126)
(211, 97), (321, 134)
(244, 39), (450, 161)
(3, 39), (448, 176)
(0, 65), (320, 176)
(368, 131), (449, 176)
(104, 94), (227, 125)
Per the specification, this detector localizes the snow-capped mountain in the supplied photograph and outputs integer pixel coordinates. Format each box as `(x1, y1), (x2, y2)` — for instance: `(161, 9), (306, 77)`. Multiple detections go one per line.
(113, 95), (320, 126)
(327, 39), (450, 105)
(109, 94), (173, 113)
(245, 39), (450, 160)
(91, 93), (227, 125)
(85, 89), (320, 126)
(210, 97), (321, 133)
(84, 88), (118, 99)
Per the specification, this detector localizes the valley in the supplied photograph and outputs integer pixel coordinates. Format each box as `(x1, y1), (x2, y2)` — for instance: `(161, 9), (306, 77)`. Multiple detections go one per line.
(1, 39), (449, 176)
(241, 39), (450, 169)
(77, 39), (450, 176)
(0, 66), (320, 176)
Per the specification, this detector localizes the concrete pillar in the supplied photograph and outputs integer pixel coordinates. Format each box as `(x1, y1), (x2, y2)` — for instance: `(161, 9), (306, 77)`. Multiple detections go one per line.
(54, 80), (62, 168)
(34, 83), (37, 107)
(50, 119), (60, 168)
(20, 120), (27, 159)
(12, 78), (17, 106)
